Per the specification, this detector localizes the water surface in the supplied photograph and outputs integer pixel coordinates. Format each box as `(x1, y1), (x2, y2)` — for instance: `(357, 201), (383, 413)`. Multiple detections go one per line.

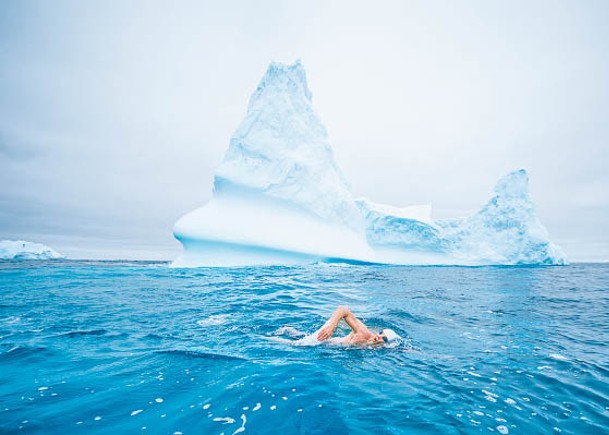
(1, 261), (608, 434)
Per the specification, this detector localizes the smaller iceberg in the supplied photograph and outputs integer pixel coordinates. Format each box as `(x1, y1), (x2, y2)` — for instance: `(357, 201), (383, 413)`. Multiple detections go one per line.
(434, 170), (568, 265)
(0, 240), (65, 260)
(362, 170), (568, 265)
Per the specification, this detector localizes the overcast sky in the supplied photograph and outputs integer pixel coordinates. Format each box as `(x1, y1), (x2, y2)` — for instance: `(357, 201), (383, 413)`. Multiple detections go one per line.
(1, 0), (608, 261)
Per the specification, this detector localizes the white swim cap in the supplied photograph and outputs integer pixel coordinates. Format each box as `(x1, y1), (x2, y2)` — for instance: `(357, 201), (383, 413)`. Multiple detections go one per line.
(382, 328), (400, 342)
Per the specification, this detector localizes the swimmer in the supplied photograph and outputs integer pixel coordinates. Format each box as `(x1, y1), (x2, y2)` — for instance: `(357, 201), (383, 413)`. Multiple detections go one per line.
(317, 306), (397, 346)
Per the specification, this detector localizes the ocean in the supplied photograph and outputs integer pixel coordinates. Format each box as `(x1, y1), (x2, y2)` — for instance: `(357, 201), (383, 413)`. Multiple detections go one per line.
(1, 261), (608, 434)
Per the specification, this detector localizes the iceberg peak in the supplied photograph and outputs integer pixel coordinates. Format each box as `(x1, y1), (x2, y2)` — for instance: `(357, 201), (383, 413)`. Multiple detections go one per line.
(250, 60), (312, 107)
(433, 168), (567, 265)
(494, 168), (529, 200)
(213, 60), (362, 230)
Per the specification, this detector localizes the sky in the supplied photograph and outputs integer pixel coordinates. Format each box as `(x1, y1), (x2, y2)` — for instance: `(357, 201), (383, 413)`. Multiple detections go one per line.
(1, 0), (608, 261)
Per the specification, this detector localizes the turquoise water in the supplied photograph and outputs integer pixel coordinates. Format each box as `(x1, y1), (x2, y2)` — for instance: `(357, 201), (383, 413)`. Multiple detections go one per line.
(1, 261), (608, 434)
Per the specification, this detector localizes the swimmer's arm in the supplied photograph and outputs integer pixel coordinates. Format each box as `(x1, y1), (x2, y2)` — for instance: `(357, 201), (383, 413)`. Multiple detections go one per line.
(342, 309), (370, 335)
(317, 306), (350, 341)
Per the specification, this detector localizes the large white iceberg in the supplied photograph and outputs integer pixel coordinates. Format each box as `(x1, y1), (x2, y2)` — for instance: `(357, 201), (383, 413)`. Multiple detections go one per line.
(172, 61), (567, 267)
(0, 240), (64, 260)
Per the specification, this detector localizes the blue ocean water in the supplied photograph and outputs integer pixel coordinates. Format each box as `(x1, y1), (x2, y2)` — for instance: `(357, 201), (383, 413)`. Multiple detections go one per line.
(1, 261), (608, 434)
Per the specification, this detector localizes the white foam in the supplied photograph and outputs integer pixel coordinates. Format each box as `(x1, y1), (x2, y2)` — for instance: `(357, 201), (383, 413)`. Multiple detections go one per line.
(213, 417), (236, 424)
(274, 326), (306, 338)
(197, 314), (230, 327)
(232, 414), (247, 434)
(270, 405), (277, 411)
(155, 398), (164, 403)
(253, 403), (261, 411)
(497, 425), (509, 434)
(549, 353), (568, 361)
(130, 410), (143, 416)
(203, 403), (211, 410)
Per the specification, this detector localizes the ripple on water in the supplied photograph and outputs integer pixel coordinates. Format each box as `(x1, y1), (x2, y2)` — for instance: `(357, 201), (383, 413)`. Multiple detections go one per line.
(153, 349), (246, 362)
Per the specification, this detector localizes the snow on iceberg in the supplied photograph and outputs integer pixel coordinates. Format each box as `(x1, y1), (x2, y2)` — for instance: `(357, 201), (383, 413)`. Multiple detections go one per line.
(172, 61), (567, 267)
(0, 240), (65, 260)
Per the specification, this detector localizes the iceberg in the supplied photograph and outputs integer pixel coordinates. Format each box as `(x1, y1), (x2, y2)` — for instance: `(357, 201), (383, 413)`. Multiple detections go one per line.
(172, 61), (567, 267)
(0, 240), (65, 260)
(434, 170), (568, 265)
(360, 170), (568, 265)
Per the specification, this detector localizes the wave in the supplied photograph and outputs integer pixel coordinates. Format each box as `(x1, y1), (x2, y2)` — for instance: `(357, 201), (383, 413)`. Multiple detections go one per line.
(154, 349), (247, 362)
(0, 344), (52, 361)
(50, 329), (109, 338)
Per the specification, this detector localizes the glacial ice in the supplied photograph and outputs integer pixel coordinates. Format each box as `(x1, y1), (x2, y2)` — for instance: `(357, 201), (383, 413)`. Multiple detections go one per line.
(172, 61), (567, 267)
(359, 170), (568, 265)
(0, 240), (64, 260)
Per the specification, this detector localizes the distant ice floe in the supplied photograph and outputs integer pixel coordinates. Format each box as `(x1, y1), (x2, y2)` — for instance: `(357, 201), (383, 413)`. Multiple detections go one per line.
(172, 61), (567, 267)
(0, 240), (64, 260)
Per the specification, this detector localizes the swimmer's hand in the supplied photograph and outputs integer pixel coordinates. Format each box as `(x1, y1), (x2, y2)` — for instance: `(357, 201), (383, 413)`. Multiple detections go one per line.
(317, 325), (334, 341)
(317, 306), (350, 341)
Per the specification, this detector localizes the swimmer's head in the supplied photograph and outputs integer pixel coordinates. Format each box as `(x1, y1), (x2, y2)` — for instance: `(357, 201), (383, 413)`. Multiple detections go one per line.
(373, 328), (399, 346)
